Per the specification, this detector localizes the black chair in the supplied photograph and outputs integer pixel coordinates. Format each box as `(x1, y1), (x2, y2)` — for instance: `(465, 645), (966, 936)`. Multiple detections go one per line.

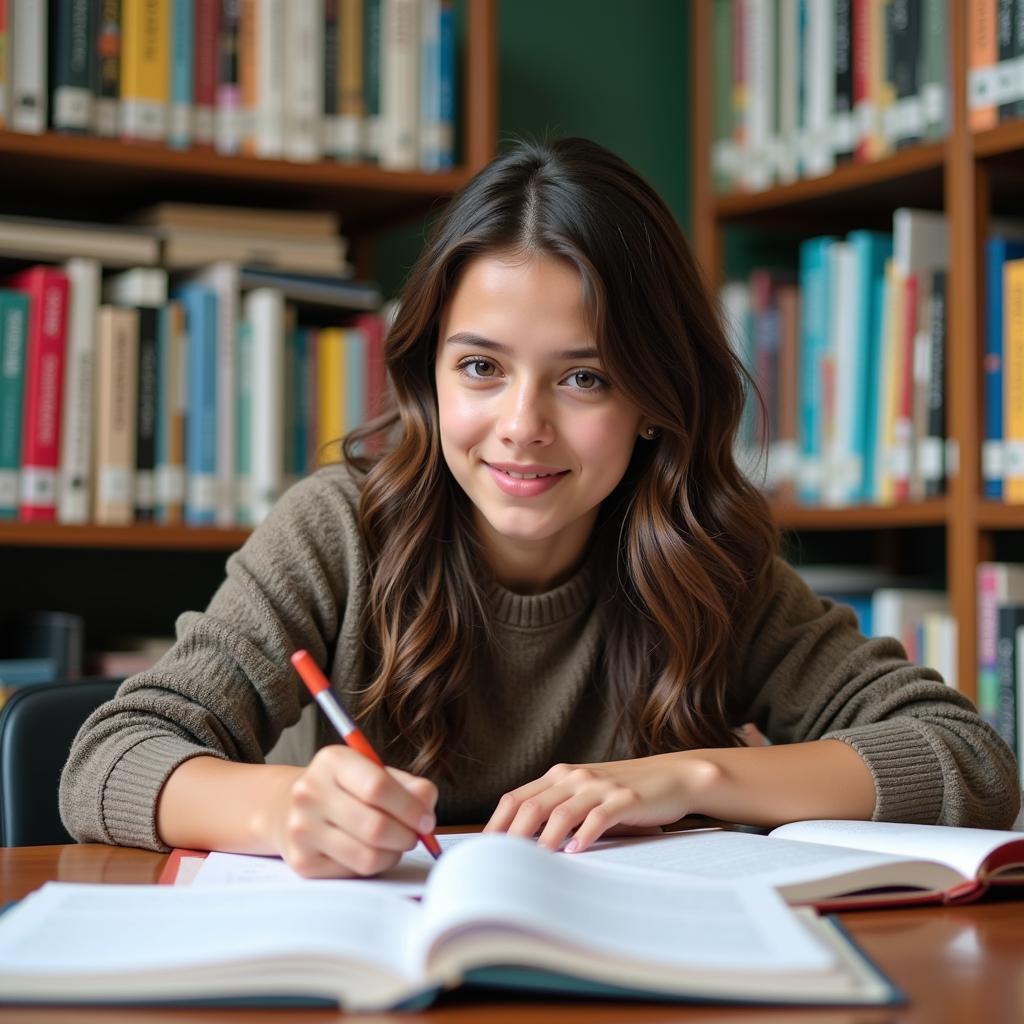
(0, 678), (122, 846)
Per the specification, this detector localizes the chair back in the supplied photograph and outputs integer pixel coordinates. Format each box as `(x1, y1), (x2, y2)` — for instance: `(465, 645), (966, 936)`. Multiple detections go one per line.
(0, 678), (122, 846)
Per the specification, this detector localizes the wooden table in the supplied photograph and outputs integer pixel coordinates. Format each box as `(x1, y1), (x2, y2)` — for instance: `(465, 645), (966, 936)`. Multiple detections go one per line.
(1, 844), (1022, 1023)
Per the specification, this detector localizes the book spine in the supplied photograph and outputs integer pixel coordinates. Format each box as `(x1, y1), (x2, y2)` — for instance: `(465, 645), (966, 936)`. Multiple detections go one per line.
(997, 0), (1016, 119)
(833, 0), (856, 163)
(234, 319), (253, 524)
(1017, 623), (1024, 786)
(852, 0), (874, 160)
(379, 0), (419, 171)
(803, 0), (835, 177)
(52, 0), (96, 132)
(246, 287), (285, 523)
(92, 0), (122, 136)
(253, 0), (284, 157)
(13, 268), (70, 521)
(56, 258), (100, 524)
(11, 0), (48, 133)
(193, 0), (219, 145)
(92, 306), (138, 524)
(283, 0), (323, 162)
(322, 0), (340, 156)
(921, 268), (947, 498)
(121, 0), (170, 141)
(155, 301), (186, 523)
(363, 0), (382, 161)
(827, 243), (861, 505)
(869, 0), (892, 160)
(237, 0), (257, 153)
(891, 270), (918, 502)
(0, 291), (28, 518)
(889, 0), (922, 149)
(1005, 258), (1024, 502)
(338, 0), (364, 161)
(291, 324), (311, 477)
(179, 286), (218, 524)
(969, 0), (999, 130)
(775, 0), (799, 184)
(316, 327), (345, 457)
(919, 0), (947, 137)
(0, 0), (8, 127)
(995, 603), (1024, 754)
(344, 325), (367, 432)
(1016, 0), (1024, 117)
(215, 0), (241, 152)
(169, 0), (194, 147)
(134, 307), (159, 521)
(418, 0), (441, 172)
(436, 0), (455, 170)
(977, 563), (1024, 725)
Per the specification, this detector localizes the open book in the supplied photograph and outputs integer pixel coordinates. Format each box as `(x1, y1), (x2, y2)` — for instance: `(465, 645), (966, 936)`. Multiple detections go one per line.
(576, 820), (1024, 910)
(0, 835), (898, 1009)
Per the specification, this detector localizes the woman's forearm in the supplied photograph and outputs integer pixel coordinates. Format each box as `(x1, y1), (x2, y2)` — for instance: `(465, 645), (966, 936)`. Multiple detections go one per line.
(679, 739), (877, 827)
(155, 756), (301, 853)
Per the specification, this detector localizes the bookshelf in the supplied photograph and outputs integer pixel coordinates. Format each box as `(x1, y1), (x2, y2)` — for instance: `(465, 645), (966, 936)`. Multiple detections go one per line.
(691, 0), (1005, 706)
(0, 0), (498, 655)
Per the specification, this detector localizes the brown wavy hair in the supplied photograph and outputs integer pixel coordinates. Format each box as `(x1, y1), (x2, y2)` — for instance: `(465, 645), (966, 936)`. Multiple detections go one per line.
(343, 137), (777, 779)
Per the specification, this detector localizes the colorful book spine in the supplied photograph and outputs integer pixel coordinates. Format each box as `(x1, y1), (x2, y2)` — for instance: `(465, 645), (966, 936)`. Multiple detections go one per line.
(921, 269), (947, 498)
(92, 306), (138, 524)
(8, 267), (70, 521)
(995, 602), (1024, 756)
(234, 319), (253, 523)
(121, 0), (170, 140)
(345, 326), (367, 432)
(418, 0), (441, 171)
(253, 0), (285, 158)
(93, 0), (122, 136)
(337, 0), (364, 161)
(969, 0), (999, 131)
(56, 258), (100, 524)
(193, 0), (220, 146)
(52, 0), (95, 132)
(362, 0), (383, 162)
(215, 0), (242, 153)
(0, 290), (29, 518)
(177, 283), (218, 525)
(169, 0), (195, 148)
(1005, 258), (1024, 502)
(245, 287), (285, 523)
(978, 562), (1024, 726)
(155, 301), (187, 524)
(996, 0), (1016, 121)
(317, 326), (345, 460)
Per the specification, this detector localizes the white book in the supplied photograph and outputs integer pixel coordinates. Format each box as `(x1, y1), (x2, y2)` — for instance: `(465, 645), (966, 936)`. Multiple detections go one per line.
(243, 287), (286, 524)
(282, 0), (323, 162)
(776, 0), (800, 184)
(254, 0), (285, 158)
(824, 242), (858, 506)
(921, 609), (957, 689)
(802, 0), (835, 178)
(0, 835), (897, 1009)
(191, 262), (239, 526)
(417, 0), (441, 170)
(741, 0), (775, 192)
(870, 587), (948, 659)
(104, 267), (169, 308)
(10, 0), (47, 134)
(380, 0), (420, 170)
(56, 259), (101, 524)
(893, 208), (948, 275)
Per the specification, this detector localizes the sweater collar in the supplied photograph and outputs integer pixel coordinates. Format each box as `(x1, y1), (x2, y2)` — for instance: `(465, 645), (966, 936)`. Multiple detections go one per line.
(487, 555), (597, 628)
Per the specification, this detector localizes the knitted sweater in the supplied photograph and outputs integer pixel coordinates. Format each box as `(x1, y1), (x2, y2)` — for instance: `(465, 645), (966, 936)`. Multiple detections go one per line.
(59, 465), (1021, 850)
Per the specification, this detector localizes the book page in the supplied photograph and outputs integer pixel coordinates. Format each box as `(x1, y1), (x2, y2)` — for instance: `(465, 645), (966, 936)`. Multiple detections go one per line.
(568, 828), (934, 889)
(191, 832), (472, 894)
(769, 819), (1024, 879)
(0, 882), (422, 982)
(414, 834), (835, 974)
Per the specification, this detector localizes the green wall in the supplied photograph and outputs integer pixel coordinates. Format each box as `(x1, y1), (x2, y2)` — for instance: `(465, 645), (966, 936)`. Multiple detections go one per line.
(376, 0), (691, 297)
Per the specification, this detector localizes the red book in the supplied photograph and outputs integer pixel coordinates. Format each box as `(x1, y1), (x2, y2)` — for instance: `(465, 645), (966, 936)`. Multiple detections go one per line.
(7, 267), (70, 521)
(893, 273), (919, 504)
(193, 0), (221, 148)
(852, 0), (872, 163)
(354, 311), (387, 421)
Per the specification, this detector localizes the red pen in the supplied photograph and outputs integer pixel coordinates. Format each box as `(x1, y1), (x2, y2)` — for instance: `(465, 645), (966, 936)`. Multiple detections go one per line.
(290, 649), (442, 860)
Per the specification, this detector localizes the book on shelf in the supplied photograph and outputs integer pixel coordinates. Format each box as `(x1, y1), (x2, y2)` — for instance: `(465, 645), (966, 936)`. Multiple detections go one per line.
(131, 202), (341, 238)
(0, 287), (29, 518)
(977, 562), (1024, 730)
(0, 834), (900, 1009)
(0, 216), (160, 268)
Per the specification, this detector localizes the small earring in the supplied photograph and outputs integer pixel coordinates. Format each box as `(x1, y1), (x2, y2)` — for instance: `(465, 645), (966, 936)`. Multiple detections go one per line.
(645, 426), (659, 439)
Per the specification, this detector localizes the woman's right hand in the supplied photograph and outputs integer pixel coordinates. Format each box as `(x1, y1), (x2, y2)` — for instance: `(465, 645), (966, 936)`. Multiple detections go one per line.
(268, 745), (438, 878)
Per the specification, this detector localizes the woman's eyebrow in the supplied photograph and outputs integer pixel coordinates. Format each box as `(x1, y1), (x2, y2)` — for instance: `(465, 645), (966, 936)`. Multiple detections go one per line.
(444, 331), (599, 360)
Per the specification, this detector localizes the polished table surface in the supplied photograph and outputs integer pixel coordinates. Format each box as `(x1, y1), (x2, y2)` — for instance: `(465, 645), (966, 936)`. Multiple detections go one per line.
(1, 843), (1022, 1023)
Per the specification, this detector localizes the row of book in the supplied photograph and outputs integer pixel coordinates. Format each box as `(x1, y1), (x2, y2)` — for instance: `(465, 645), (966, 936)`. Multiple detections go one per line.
(977, 561), (1024, 787)
(0, 258), (389, 529)
(711, 0), (949, 194)
(968, 0), (1024, 129)
(0, 0), (456, 171)
(722, 208), (948, 507)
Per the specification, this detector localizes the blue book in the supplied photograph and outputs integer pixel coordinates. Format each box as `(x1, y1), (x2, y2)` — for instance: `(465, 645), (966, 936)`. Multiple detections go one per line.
(437, 0), (456, 170)
(983, 237), (1024, 500)
(344, 327), (367, 432)
(847, 231), (893, 503)
(291, 327), (312, 477)
(170, 0), (195, 149)
(0, 290), (29, 519)
(176, 284), (218, 526)
(797, 236), (837, 504)
(0, 658), (58, 687)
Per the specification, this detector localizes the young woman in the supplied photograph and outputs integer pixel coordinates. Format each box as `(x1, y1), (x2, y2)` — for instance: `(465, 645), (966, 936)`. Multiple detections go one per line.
(61, 138), (1019, 878)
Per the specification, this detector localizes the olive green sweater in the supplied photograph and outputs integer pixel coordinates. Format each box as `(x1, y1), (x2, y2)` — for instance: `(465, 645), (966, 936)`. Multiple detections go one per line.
(60, 466), (1021, 850)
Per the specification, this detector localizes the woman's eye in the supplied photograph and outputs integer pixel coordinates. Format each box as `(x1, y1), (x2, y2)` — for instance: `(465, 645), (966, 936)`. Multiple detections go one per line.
(459, 358), (498, 379)
(565, 369), (606, 391)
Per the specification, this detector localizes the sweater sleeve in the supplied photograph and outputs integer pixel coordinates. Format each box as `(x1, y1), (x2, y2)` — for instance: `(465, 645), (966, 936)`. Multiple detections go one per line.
(734, 558), (1021, 829)
(58, 466), (367, 851)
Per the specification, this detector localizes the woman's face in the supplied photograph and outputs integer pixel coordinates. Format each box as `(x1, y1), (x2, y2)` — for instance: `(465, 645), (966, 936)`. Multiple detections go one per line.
(435, 252), (647, 591)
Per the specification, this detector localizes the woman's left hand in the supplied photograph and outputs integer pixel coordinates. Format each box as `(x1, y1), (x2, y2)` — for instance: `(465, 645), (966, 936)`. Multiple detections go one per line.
(483, 752), (715, 853)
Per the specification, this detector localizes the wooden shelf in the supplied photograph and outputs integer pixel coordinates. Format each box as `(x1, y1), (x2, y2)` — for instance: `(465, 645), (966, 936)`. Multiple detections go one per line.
(0, 522), (251, 551)
(976, 503), (1024, 529)
(772, 500), (949, 532)
(0, 130), (476, 230)
(973, 118), (1024, 160)
(712, 141), (946, 224)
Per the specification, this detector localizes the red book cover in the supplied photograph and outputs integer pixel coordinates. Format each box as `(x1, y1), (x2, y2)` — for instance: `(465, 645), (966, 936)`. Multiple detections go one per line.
(7, 266), (70, 521)
(193, 0), (221, 147)
(354, 311), (387, 421)
(852, 0), (872, 162)
(893, 273), (919, 503)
